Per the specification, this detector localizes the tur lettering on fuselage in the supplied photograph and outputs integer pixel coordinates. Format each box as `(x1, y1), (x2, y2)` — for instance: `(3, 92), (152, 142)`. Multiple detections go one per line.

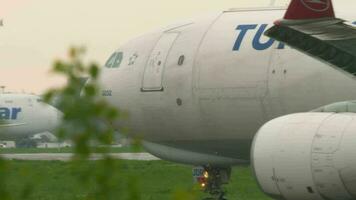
(233, 24), (285, 51)
(0, 107), (22, 120)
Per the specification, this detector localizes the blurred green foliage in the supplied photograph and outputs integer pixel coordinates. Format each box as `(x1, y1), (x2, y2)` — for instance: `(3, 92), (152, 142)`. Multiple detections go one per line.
(43, 47), (136, 200)
(43, 47), (119, 158)
(0, 47), (203, 200)
(0, 46), (131, 200)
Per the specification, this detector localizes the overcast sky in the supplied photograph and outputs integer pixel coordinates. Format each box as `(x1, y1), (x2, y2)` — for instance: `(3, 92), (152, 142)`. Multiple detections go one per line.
(0, 0), (353, 94)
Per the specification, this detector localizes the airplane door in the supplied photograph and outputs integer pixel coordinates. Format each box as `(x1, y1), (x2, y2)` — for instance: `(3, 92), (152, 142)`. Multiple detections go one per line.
(141, 32), (179, 91)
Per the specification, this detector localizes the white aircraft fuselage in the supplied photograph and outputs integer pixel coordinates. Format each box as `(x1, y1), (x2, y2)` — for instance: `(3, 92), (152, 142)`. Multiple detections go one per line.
(100, 7), (356, 166)
(0, 93), (60, 140)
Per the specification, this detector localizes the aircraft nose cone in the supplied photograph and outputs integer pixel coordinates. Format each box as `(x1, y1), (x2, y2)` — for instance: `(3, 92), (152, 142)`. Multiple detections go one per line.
(47, 106), (62, 132)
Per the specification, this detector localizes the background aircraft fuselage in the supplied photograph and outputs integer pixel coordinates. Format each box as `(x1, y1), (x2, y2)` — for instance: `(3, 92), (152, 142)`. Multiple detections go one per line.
(0, 93), (60, 140)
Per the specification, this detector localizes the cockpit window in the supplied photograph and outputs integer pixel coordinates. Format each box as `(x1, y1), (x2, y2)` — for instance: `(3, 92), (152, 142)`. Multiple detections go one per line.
(105, 52), (123, 68)
(105, 53), (117, 68)
(113, 52), (123, 68)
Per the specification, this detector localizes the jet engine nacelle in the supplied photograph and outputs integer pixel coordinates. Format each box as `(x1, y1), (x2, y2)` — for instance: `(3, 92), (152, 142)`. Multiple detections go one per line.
(251, 113), (356, 200)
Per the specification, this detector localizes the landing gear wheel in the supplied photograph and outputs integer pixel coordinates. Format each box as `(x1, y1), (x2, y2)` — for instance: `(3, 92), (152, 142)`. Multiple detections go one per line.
(200, 166), (231, 200)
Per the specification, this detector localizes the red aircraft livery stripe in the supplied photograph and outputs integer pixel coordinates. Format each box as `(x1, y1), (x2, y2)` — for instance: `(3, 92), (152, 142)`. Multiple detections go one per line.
(284, 0), (335, 20)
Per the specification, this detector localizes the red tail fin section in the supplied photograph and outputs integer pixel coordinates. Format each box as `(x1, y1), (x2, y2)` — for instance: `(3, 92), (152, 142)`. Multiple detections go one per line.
(284, 0), (335, 20)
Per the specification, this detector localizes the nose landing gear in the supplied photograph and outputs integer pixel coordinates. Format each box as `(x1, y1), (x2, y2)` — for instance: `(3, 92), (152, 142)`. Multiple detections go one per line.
(193, 166), (231, 200)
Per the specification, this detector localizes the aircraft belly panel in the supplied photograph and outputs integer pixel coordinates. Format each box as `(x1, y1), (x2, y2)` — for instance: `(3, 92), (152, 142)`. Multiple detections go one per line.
(198, 97), (265, 140)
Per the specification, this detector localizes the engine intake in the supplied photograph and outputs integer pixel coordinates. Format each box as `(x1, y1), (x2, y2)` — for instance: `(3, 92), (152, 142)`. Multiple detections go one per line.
(251, 113), (356, 200)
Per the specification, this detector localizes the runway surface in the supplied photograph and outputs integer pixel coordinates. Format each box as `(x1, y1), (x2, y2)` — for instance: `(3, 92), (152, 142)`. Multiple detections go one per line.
(1, 153), (160, 161)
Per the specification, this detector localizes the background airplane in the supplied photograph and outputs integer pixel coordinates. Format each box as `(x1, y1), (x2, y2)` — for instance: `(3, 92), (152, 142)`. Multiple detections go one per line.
(0, 93), (61, 141)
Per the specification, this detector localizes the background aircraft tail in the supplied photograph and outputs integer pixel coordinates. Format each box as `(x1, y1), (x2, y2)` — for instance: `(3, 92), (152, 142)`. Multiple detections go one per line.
(284, 0), (335, 20)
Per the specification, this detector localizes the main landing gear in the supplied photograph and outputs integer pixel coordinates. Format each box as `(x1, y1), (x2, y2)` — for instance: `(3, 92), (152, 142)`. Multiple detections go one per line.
(193, 166), (231, 200)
